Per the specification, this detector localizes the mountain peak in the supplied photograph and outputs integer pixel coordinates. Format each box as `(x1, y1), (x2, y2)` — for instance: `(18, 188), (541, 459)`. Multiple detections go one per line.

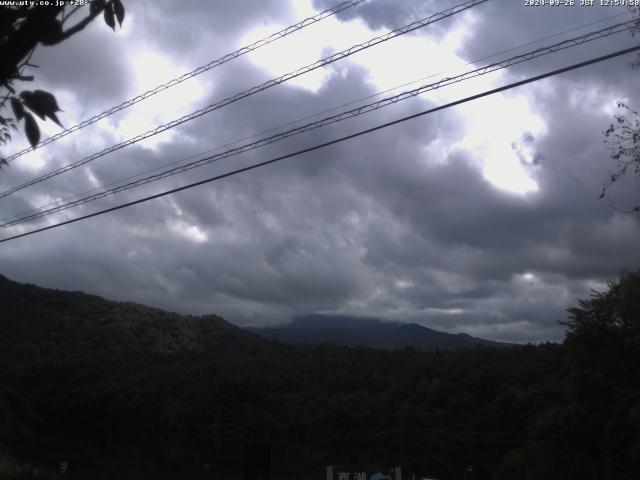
(250, 315), (512, 351)
(289, 314), (395, 330)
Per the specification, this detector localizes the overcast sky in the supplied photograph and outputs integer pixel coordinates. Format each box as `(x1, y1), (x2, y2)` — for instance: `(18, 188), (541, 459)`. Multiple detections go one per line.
(1, 0), (640, 342)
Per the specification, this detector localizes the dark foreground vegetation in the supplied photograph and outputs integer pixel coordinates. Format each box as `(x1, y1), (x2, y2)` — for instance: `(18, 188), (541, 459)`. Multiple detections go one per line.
(0, 272), (639, 479)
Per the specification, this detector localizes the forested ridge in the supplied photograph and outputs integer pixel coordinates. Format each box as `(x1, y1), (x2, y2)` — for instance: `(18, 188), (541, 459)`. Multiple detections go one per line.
(0, 272), (639, 479)
(0, 274), (273, 358)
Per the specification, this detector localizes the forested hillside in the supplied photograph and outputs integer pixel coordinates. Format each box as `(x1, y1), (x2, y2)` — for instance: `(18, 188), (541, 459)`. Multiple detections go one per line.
(0, 274), (272, 358)
(0, 272), (639, 479)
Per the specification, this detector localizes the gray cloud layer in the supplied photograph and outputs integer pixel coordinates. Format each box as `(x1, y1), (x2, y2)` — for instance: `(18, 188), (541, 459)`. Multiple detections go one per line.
(1, 0), (639, 343)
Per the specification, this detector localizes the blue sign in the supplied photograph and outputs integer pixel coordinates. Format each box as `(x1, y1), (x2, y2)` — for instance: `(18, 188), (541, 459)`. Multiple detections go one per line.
(327, 466), (401, 480)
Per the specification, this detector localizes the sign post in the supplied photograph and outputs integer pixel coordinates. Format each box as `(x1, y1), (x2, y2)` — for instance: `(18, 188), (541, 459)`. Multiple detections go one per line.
(327, 465), (401, 480)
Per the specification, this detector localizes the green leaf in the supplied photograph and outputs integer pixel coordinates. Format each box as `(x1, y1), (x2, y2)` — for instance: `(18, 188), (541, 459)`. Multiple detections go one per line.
(104, 3), (115, 30)
(24, 112), (40, 148)
(36, 90), (60, 111)
(10, 97), (25, 121)
(20, 91), (44, 120)
(114, 0), (125, 26)
(90, 0), (106, 15)
(47, 111), (63, 128)
(20, 90), (62, 126)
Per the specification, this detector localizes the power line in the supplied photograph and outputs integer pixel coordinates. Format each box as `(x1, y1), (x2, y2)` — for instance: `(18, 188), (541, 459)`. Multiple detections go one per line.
(2, 7), (631, 226)
(3, 18), (634, 226)
(3, 0), (368, 164)
(7, 9), (629, 225)
(2, 18), (635, 228)
(0, 0), (488, 199)
(2, 44), (638, 244)
(12, 9), (634, 229)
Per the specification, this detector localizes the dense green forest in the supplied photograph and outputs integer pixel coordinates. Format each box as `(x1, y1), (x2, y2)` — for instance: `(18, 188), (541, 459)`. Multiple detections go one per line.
(0, 272), (639, 479)
(0, 274), (273, 358)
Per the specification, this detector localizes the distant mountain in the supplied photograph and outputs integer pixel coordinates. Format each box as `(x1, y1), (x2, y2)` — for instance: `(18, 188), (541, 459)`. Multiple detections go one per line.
(0, 274), (272, 359)
(248, 314), (511, 351)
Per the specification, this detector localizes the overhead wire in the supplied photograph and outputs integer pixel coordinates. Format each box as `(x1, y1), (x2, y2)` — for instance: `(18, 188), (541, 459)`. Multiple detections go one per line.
(2, 7), (632, 225)
(2, 44), (639, 244)
(3, 0), (368, 163)
(0, 0), (488, 199)
(0, 9), (632, 226)
(1, 18), (636, 228)
(7, 8), (630, 225)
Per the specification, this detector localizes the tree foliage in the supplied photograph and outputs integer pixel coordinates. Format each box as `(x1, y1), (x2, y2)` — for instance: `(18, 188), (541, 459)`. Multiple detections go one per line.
(565, 270), (640, 376)
(565, 270), (640, 341)
(0, 0), (125, 166)
(601, 8), (640, 211)
(602, 103), (640, 212)
(0, 272), (639, 478)
(0, 274), (272, 359)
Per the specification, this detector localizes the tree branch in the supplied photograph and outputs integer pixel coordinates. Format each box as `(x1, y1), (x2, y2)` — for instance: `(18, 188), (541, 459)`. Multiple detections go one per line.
(57, 1), (112, 42)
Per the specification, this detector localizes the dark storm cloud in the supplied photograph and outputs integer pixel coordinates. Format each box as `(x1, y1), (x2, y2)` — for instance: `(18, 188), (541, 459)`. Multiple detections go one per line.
(353, 104), (639, 280)
(2, 0), (640, 342)
(317, 0), (640, 89)
(453, 0), (640, 99)
(312, 0), (462, 34)
(134, 0), (295, 61)
(28, 18), (133, 108)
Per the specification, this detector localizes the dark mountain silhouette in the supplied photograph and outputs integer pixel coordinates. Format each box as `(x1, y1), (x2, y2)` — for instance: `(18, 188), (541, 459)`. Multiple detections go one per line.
(0, 274), (272, 359)
(248, 314), (512, 350)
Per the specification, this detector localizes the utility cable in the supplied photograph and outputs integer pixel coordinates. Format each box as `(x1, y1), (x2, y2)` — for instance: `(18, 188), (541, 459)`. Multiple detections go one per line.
(9, 6), (632, 224)
(3, 0), (368, 163)
(2, 8), (630, 224)
(2, 44), (638, 244)
(1, 18), (635, 228)
(8, 8), (629, 224)
(0, 0), (488, 199)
